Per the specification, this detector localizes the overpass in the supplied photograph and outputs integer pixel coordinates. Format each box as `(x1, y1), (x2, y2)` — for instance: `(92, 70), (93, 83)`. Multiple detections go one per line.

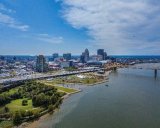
(0, 68), (101, 86)
(0, 64), (124, 87)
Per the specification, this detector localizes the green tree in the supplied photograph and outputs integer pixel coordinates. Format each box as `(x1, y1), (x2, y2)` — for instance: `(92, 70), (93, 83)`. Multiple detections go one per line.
(0, 84), (3, 92)
(22, 99), (28, 106)
(20, 110), (26, 117)
(4, 106), (9, 113)
(13, 111), (21, 125)
(51, 95), (58, 104)
(25, 110), (33, 117)
(48, 105), (54, 113)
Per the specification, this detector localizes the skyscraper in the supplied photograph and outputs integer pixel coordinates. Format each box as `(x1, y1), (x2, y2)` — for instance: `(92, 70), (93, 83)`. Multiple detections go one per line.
(104, 52), (107, 60)
(80, 48), (89, 63)
(36, 55), (48, 72)
(97, 49), (107, 60)
(63, 53), (71, 60)
(84, 48), (89, 62)
(80, 52), (85, 63)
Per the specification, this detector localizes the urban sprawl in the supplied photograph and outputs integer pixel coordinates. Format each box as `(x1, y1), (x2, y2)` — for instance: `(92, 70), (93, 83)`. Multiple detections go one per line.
(0, 49), (160, 85)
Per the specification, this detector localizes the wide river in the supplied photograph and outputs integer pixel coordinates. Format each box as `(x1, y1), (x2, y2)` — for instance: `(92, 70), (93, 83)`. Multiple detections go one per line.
(38, 64), (160, 128)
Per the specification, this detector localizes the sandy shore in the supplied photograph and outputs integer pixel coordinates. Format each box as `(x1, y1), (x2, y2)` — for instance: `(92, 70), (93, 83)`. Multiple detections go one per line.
(23, 113), (50, 128)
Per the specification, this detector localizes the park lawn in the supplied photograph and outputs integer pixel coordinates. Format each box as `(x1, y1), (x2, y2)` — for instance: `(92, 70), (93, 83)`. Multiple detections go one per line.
(0, 121), (13, 128)
(1, 88), (18, 95)
(7, 88), (18, 94)
(82, 78), (98, 84)
(39, 76), (81, 85)
(39, 81), (77, 93)
(39, 72), (102, 85)
(54, 86), (77, 93)
(6, 99), (38, 112)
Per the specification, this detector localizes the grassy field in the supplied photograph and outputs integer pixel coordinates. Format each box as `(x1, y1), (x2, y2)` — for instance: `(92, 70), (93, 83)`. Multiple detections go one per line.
(39, 73), (102, 85)
(0, 99), (40, 113)
(40, 76), (101, 85)
(0, 81), (65, 127)
(6, 99), (34, 112)
(39, 81), (77, 93)
(0, 121), (13, 128)
(1, 88), (18, 95)
(54, 86), (78, 93)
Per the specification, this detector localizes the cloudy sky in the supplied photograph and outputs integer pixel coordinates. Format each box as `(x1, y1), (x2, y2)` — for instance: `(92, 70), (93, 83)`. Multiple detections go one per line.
(0, 0), (160, 55)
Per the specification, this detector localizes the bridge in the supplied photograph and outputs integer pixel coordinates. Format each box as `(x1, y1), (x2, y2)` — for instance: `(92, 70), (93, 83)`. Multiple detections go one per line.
(129, 64), (160, 79)
(104, 63), (160, 78)
(103, 63), (127, 71)
(130, 63), (160, 70)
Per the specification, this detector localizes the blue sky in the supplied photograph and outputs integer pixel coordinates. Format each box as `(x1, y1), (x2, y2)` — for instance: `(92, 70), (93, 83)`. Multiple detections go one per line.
(0, 0), (160, 55)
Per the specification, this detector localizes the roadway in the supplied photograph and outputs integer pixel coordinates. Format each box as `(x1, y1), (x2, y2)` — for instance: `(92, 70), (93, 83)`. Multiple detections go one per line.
(0, 68), (101, 85)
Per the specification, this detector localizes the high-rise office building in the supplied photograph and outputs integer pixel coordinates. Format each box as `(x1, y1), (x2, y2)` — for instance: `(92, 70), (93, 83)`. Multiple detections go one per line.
(63, 53), (71, 60)
(104, 52), (107, 60)
(80, 52), (85, 63)
(52, 53), (59, 61)
(80, 48), (90, 63)
(84, 48), (89, 62)
(97, 49), (107, 60)
(36, 55), (48, 72)
(97, 49), (104, 56)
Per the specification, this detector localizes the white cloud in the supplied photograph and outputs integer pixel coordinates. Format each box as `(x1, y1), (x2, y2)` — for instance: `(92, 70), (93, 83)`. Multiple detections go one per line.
(36, 34), (63, 44)
(0, 3), (16, 13)
(0, 3), (29, 31)
(58, 0), (160, 54)
(0, 12), (29, 31)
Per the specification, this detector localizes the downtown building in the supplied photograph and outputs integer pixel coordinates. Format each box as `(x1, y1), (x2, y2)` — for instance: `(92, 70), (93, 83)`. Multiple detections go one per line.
(36, 55), (48, 72)
(97, 49), (107, 60)
(52, 53), (59, 61)
(63, 53), (71, 61)
(80, 48), (89, 63)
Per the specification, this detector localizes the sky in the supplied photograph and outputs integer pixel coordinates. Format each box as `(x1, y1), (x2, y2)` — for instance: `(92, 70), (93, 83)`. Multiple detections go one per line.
(0, 0), (160, 55)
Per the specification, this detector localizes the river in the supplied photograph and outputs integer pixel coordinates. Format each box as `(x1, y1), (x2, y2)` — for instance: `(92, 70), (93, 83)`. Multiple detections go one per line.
(38, 64), (160, 128)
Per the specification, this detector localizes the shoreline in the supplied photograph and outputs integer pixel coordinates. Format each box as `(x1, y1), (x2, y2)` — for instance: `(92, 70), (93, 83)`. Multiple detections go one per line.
(17, 71), (111, 128)
(20, 89), (81, 128)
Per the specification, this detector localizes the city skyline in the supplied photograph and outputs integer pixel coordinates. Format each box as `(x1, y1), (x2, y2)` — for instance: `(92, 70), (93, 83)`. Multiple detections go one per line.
(0, 0), (160, 55)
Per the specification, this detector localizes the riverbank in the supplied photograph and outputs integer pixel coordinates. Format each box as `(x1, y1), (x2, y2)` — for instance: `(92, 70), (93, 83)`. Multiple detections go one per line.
(15, 113), (49, 128)
(15, 71), (111, 128)
(17, 91), (80, 128)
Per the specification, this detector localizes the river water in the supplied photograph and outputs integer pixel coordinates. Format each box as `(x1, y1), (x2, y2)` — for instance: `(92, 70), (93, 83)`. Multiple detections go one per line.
(38, 65), (160, 128)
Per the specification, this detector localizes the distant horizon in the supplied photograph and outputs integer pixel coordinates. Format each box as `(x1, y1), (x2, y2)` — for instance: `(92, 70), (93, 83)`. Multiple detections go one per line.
(1, 54), (160, 57)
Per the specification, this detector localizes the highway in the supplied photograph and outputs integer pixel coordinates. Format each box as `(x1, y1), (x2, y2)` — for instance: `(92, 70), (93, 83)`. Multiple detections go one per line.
(0, 64), (121, 86)
(0, 68), (101, 85)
